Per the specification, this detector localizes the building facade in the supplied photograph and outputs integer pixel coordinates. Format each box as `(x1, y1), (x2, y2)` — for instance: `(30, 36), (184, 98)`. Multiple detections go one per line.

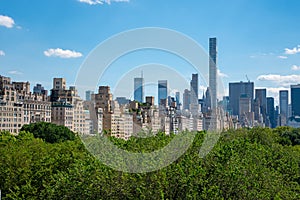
(291, 84), (300, 116)
(158, 80), (168, 105)
(279, 90), (288, 126)
(229, 81), (254, 116)
(134, 77), (144, 103)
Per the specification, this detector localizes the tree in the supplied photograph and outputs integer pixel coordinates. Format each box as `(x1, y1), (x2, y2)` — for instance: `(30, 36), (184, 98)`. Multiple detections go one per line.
(21, 122), (76, 143)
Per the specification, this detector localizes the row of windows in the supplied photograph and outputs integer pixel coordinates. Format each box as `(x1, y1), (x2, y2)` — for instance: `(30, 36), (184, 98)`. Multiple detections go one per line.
(0, 123), (22, 128)
(24, 104), (51, 110)
(0, 107), (22, 112)
(53, 107), (72, 111)
(0, 118), (22, 122)
(24, 111), (51, 116)
(53, 112), (73, 116)
(0, 113), (22, 117)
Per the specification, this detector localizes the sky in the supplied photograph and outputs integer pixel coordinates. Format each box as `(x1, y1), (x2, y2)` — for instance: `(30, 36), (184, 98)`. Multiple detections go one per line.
(1, 0), (300, 105)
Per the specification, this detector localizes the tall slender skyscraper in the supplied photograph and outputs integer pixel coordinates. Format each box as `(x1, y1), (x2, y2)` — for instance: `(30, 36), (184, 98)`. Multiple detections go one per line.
(267, 97), (275, 128)
(183, 89), (190, 110)
(175, 92), (180, 108)
(209, 38), (217, 110)
(255, 88), (267, 123)
(279, 90), (288, 126)
(190, 74), (198, 103)
(134, 77), (144, 103)
(190, 74), (199, 115)
(158, 80), (168, 105)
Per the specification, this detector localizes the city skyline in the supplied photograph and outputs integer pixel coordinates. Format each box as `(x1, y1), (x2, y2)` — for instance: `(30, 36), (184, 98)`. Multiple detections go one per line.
(1, 0), (300, 106)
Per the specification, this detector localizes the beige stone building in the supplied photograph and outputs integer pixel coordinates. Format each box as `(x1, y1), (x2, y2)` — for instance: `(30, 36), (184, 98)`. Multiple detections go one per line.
(92, 86), (113, 133)
(0, 75), (51, 134)
(50, 78), (88, 134)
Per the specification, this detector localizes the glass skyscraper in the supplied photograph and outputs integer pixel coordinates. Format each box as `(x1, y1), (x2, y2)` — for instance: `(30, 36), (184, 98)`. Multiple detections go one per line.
(255, 88), (267, 123)
(209, 38), (217, 110)
(291, 84), (300, 116)
(267, 97), (276, 128)
(134, 77), (144, 103)
(158, 80), (168, 105)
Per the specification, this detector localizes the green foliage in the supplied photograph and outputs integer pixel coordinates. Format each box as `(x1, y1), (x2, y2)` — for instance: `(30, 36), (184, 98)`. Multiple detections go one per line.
(0, 127), (300, 199)
(21, 122), (76, 143)
(273, 126), (300, 146)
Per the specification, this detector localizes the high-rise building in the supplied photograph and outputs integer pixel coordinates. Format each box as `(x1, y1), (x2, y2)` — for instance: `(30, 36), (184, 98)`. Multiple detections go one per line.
(209, 38), (217, 110)
(33, 83), (48, 96)
(190, 74), (199, 115)
(50, 78), (78, 103)
(50, 78), (87, 133)
(53, 78), (66, 90)
(239, 94), (251, 116)
(183, 89), (190, 110)
(115, 97), (130, 106)
(158, 80), (168, 105)
(134, 77), (144, 103)
(190, 74), (198, 104)
(175, 92), (180, 108)
(291, 84), (300, 116)
(229, 81), (254, 116)
(0, 75), (51, 134)
(239, 94), (253, 127)
(267, 97), (276, 128)
(85, 90), (94, 101)
(279, 90), (288, 125)
(146, 96), (155, 106)
(255, 89), (267, 123)
(93, 86), (113, 132)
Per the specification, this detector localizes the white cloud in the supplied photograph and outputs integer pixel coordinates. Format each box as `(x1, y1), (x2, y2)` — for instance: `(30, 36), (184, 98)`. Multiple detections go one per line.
(44, 48), (83, 58)
(285, 45), (300, 55)
(0, 15), (15, 28)
(257, 74), (300, 87)
(8, 70), (23, 75)
(258, 87), (289, 106)
(291, 65), (300, 71)
(217, 69), (228, 78)
(278, 55), (288, 59)
(0, 50), (5, 56)
(78, 0), (129, 5)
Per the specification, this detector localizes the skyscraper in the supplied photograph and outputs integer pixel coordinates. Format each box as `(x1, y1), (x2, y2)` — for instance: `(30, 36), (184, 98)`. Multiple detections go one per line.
(255, 88), (267, 123)
(190, 74), (198, 104)
(85, 90), (94, 101)
(229, 81), (254, 116)
(190, 74), (199, 115)
(134, 77), (144, 103)
(33, 83), (48, 96)
(175, 92), (180, 109)
(291, 84), (300, 116)
(279, 90), (288, 126)
(158, 80), (168, 105)
(209, 38), (217, 110)
(267, 97), (275, 128)
(183, 89), (190, 110)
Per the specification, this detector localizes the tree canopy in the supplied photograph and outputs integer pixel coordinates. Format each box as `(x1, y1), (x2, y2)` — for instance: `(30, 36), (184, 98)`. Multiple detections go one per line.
(20, 122), (76, 143)
(0, 127), (299, 199)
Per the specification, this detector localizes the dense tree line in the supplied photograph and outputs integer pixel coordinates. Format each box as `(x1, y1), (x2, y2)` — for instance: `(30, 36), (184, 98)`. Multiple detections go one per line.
(0, 123), (299, 199)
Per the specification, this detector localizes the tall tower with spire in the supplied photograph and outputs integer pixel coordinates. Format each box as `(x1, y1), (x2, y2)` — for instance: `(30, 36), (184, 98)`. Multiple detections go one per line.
(209, 37), (217, 111)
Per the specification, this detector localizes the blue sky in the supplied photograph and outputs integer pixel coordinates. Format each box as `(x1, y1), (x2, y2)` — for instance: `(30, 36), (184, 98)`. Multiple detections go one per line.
(1, 0), (300, 105)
